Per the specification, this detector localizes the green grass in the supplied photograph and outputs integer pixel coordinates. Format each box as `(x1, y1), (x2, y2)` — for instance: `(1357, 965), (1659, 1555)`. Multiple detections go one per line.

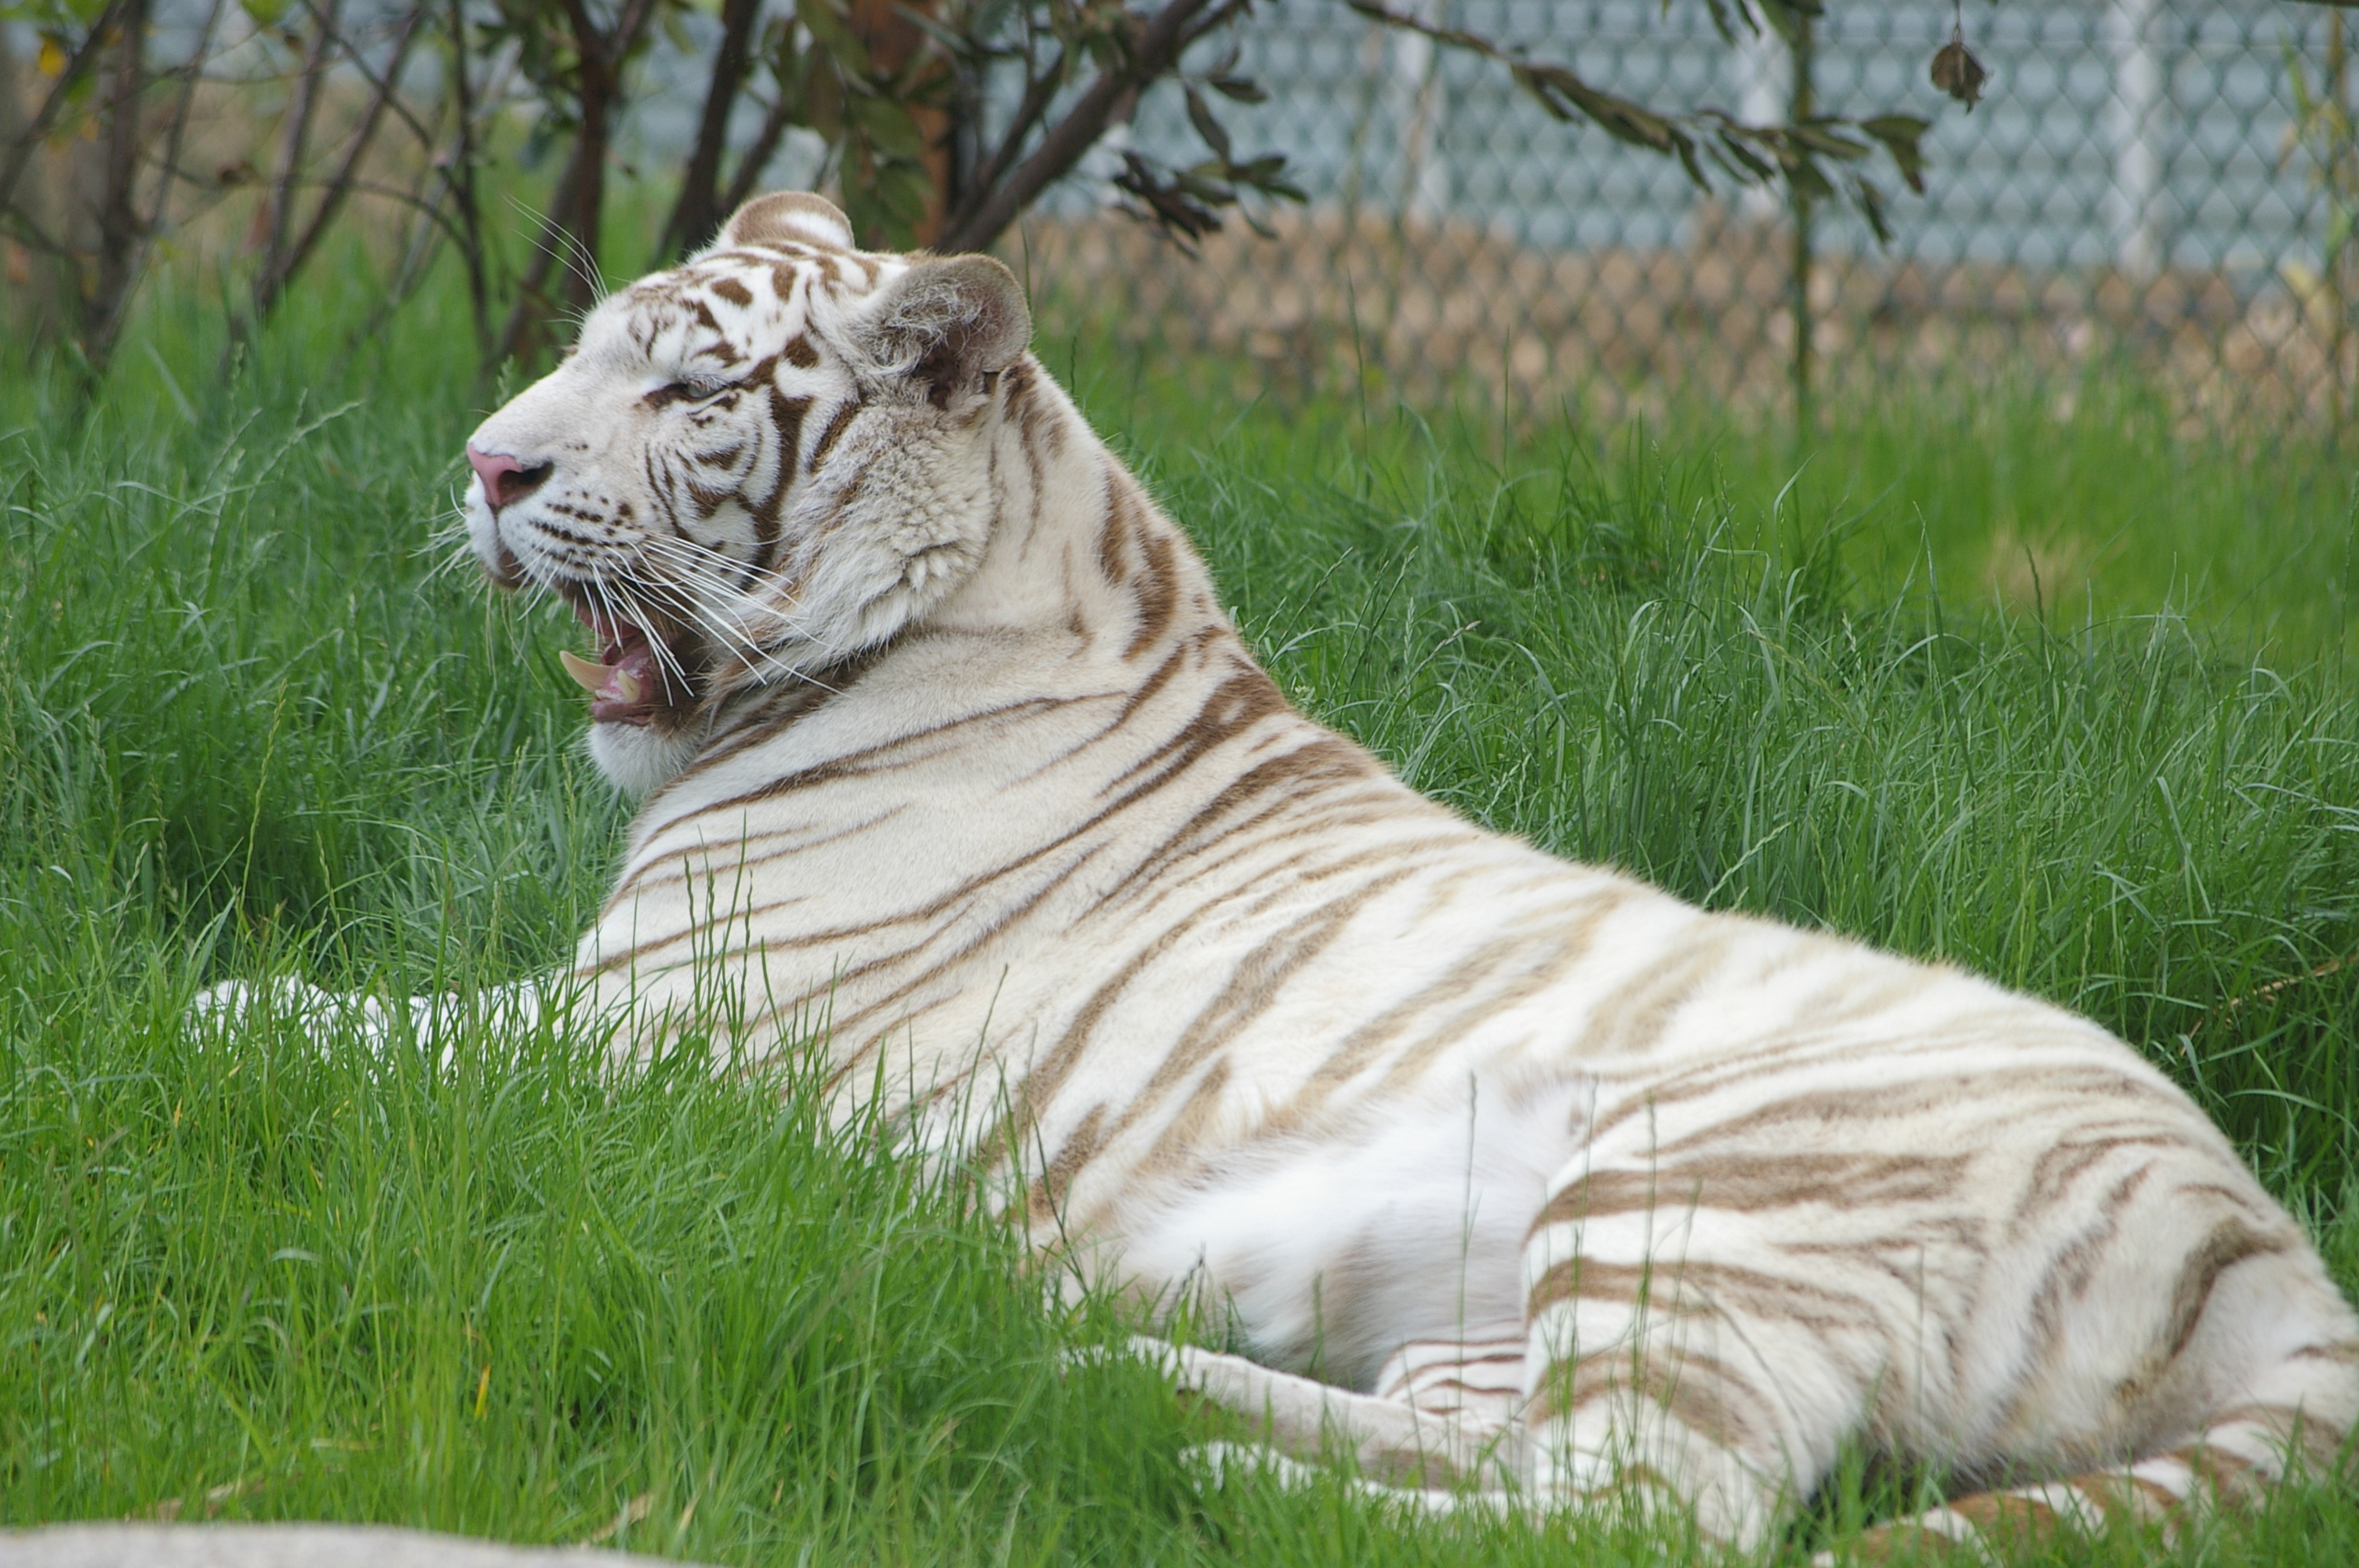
(5, 268), (2359, 1567)
(1042, 319), (2359, 666)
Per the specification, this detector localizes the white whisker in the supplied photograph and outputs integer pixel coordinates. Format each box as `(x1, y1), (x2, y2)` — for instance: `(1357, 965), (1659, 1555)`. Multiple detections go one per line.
(594, 568), (695, 695)
(626, 537), (824, 679)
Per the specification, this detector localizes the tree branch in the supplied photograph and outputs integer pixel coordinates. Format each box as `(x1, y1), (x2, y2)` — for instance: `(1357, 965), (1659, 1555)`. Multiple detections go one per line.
(256, 1), (431, 322)
(956, 42), (1070, 220)
(0, 0), (136, 219)
(936, 0), (1224, 254)
(657, 0), (762, 258)
(719, 84), (803, 219)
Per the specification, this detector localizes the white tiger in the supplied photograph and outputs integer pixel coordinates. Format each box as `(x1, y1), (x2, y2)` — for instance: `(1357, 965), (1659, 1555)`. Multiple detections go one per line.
(224, 191), (2359, 1560)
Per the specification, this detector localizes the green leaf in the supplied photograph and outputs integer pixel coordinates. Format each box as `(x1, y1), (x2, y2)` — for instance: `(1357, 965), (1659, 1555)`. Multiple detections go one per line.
(1859, 114), (1929, 194)
(1787, 122), (1870, 161)
(1714, 129), (1776, 183)
(1850, 173), (1893, 245)
(848, 93), (925, 160)
(796, 0), (869, 74)
(802, 62), (845, 139)
(1183, 85), (1231, 164)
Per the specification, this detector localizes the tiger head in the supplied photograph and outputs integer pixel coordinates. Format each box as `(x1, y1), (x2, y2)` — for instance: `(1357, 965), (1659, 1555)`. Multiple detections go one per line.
(460, 191), (1033, 794)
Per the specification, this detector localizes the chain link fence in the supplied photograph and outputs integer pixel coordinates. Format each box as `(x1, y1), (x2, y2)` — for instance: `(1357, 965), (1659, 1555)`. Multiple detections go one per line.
(10, 0), (2349, 434)
(1000, 0), (2359, 436)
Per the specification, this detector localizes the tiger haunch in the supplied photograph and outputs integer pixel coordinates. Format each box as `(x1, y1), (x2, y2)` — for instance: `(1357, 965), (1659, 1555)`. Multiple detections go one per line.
(454, 192), (2359, 1558)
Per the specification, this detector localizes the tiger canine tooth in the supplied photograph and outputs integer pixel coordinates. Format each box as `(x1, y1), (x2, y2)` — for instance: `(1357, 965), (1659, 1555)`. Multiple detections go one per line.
(559, 649), (612, 693)
(613, 666), (645, 705)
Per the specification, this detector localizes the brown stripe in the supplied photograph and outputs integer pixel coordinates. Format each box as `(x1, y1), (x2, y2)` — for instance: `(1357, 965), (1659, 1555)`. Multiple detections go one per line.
(2065, 1471), (2161, 1524)
(1944, 1490), (2065, 1541)
(1133, 1057), (1233, 1176)
(1366, 904), (1628, 1098)
(1124, 524), (1182, 659)
(1526, 1348), (1763, 1450)
(1285, 927), (1590, 1112)
(748, 390), (812, 562)
(1535, 1151), (1973, 1232)
(1527, 1257), (1872, 1334)
(1098, 467), (1138, 586)
(2014, 1166), (2153, 1407)
(1098, 868), (1420, 1156)
(806, 401), (859, 471)
(1100, 666), (1292, 796)
(984, 914), (1217, 1170)
(2176, 1441), (2272, 1506)
(2290, 1340), (2359, 1365)
(1100, 735), (1374, 900)
(1027, 1103), (1107, 1224)
(2158, 1218), (2294, 1367)
(646, 692), (1085, 839)
(1572, 925), (1745, 1061)
(1837, 1521), (1985, 1563)
(1596, 1069), (2005, 1158)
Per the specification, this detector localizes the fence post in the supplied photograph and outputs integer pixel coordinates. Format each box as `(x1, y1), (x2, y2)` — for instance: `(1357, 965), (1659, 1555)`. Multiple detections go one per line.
(1394, 0), (1449, 223)
(2331, 11), (2351, 443)
(2107, 0), (2165, 281)
(1789, 8), (1816, 441)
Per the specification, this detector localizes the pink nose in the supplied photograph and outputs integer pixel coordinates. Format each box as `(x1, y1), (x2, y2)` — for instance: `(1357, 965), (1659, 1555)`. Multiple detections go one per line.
(467, 443), (549, 511)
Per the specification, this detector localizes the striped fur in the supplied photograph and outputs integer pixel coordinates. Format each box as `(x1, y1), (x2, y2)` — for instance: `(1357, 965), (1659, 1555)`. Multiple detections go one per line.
(450, 193), (2359, 1557)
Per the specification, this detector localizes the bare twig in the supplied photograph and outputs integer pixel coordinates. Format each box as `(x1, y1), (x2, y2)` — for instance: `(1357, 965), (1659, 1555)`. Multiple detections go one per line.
(259, 0), (344, 290)
(82, 0), (156, 376)
(346, 130), (460, 347)
(442, 0), (492, 357)
(961, 43), (1072, 210)
(718, 87), (803, 219)
(1343, 0), (1929, 241)
(658, 0), (763, 259)
(2187, 950), (2359, 1038)
(71, 0), (224, 380)
(253, 1), (431, 323)
(144, 0), (223, 245)
(0, 0), (135, 220)
(936, 0), (1227, 254)
(489, 0), (662, 368)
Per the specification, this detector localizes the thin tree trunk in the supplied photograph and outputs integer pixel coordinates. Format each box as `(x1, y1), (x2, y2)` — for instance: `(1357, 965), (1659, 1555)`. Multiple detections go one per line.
(82, 0), (153, 372)
(0, 24), (18, 175)
(719, 87), (803, 219)
(936, 0), (1222, 254)
(257, 0), (343, 285)
(445, 0), (491, 357)
(491, 124), (599, 368)
(0, 0), (133, 223)
(85, 0), (221, 379)
(252, 1), (428, 324)
(562, 72), (610, 317)
(657, 0), (760, 260)
(486, 0), (656, 371)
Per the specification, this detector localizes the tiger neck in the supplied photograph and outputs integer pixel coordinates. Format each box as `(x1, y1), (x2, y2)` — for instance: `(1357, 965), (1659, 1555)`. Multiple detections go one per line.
(671, 356), (1264, 790)
(926, 356), (1234, 668)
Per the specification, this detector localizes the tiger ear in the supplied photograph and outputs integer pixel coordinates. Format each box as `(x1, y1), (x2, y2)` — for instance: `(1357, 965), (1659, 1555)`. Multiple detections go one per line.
(719, 191), (854, 251)
(852, 256), (1032, 407)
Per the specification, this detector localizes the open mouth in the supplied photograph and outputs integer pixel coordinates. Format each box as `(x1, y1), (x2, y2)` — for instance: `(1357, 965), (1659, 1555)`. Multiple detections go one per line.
(558, 599), (687, 726)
